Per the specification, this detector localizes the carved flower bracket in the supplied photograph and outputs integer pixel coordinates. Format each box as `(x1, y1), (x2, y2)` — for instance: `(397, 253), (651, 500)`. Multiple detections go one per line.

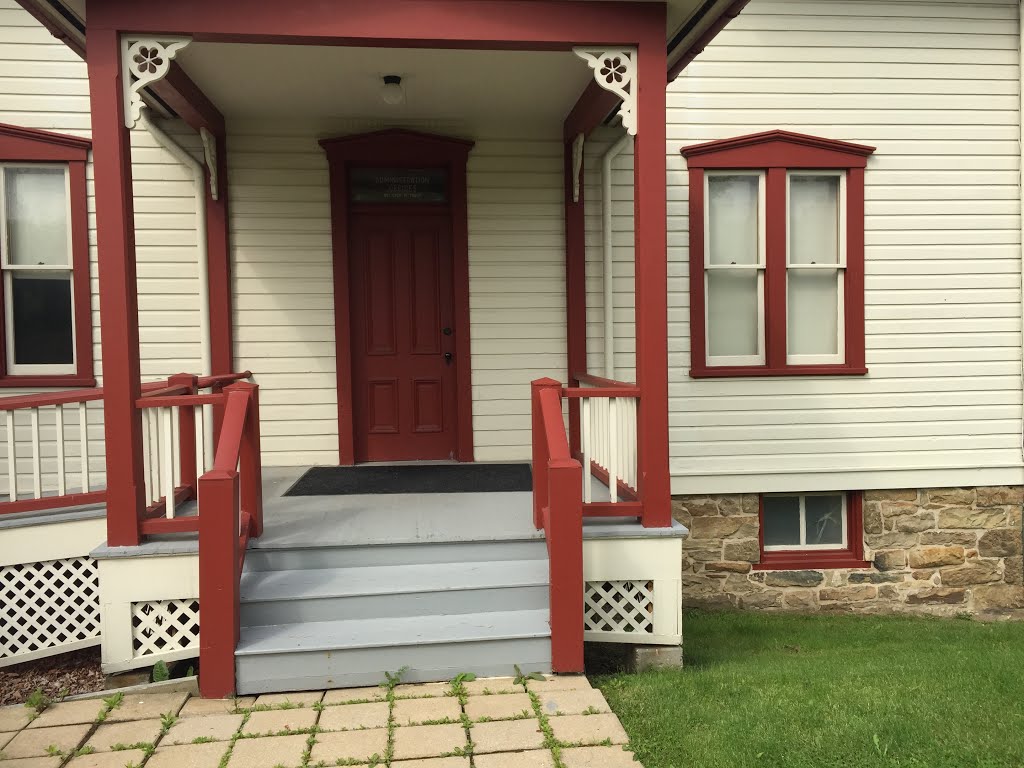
(200, 127), (219, 200)
(121, 37), (192, 129)
(572, 48), (637, 136)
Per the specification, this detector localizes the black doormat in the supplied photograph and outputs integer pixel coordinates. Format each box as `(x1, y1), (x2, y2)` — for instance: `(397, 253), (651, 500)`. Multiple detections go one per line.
(284, 463), (533, 496)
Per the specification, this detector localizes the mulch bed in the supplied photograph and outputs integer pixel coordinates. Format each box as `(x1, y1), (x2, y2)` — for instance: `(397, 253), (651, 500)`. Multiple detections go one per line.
(0, 648), (104, 707)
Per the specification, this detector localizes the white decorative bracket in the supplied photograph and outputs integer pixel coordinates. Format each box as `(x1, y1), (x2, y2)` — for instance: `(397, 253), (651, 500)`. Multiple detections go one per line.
(200, 127), (219, 201)
(572, 48), (637, 136)
(121, 36), (192, 129)
(571, 133), (585, 203)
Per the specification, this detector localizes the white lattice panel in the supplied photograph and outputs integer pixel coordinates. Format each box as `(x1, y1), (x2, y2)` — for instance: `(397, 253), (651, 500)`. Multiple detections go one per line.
(0, 557), (101, 664)
(131, 599), (200, 658)
(584, 580), (655, 635)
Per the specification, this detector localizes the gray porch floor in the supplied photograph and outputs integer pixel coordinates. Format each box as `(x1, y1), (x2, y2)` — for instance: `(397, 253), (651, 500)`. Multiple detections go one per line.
(255, 466), (543, 549)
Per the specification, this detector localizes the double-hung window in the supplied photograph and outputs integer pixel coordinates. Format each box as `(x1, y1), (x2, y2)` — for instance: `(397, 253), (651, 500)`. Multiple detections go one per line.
(0, 124), (93, 386)
(683, 130), (874, 377)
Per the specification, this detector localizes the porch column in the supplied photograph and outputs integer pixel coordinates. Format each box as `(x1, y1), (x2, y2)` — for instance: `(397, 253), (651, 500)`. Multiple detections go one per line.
(87, 27), (146, 546)
(206, 131), (234, 375)
(633, 27), (671, 527)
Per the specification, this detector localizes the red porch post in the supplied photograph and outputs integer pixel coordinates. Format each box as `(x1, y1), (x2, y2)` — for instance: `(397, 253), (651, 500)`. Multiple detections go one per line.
(207, 131), (234, 376)
(634, 21), (672, 528)
(87, 26), (146, 546)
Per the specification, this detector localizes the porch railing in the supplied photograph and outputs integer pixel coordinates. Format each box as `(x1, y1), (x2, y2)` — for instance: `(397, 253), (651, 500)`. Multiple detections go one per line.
(570, 373), (641, 513)
(530, 378), (584, 673)
(197, 381), (263, 699)
(0, 371), (250, 519)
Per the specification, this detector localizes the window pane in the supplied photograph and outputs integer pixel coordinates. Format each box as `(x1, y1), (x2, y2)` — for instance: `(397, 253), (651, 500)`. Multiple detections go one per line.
(805, 495), (844, 546)
(789, 175), (839, 265)
(4, 168), (69, 266)
(788, 270), (839, 356)
(708, 175), (759, 265)
(707, 270), (759, 357)
(763, 496), (801, 547)
(11, 273), (73, 365)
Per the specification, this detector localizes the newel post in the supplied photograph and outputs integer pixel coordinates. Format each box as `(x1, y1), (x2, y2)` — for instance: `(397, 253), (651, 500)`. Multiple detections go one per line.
(548, 457), (585, 673)
(198, 469), (240, 699)
(226, 381), (264, 539)
(531, 378), (562, 530)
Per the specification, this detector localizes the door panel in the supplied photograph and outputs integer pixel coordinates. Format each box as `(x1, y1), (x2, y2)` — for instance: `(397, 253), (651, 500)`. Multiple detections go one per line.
(350, 212), (457, 461)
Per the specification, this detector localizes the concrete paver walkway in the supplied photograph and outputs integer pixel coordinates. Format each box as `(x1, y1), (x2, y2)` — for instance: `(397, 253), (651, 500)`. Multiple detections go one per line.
(0, 675), (643, 767)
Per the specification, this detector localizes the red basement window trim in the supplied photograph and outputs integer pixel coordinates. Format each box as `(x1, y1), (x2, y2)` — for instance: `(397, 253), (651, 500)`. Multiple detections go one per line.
(753, 491), (870, 571)
(681, 130), (876, 378)
(0, 123), (94, 388)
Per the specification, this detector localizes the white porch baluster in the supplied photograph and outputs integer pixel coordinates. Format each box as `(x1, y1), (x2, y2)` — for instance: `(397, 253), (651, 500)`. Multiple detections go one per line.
(162, 407), (175, 518)
(30, 408), (41, 499)
(6, 411), (15, 502)
(55, 405), (66, 496)
(582, 398), (592, 503)
(195, 406), (205, 479)
(609, 397), (618, 504)
(79, 403), (90, 492)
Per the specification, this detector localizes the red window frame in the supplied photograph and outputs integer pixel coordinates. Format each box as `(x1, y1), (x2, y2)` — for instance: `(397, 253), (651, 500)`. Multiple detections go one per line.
(681, 130), (875, 378)
(0, 123), (94, 387)
(754, 491), (869, 570)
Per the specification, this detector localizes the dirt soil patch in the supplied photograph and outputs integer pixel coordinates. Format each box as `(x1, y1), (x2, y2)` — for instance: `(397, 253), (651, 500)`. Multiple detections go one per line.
(0, 648), (103, 706)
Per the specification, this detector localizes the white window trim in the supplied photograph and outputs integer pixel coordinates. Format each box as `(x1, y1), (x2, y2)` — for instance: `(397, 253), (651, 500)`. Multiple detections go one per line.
(0, 163), (77, 376)
(704, 170), (766, 367)
(785, 170), (846, 366)
(764, 492), (848, 552)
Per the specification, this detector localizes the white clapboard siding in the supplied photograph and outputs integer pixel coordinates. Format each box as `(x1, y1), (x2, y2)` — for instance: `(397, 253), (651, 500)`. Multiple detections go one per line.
(664, 0), (1024, 494)
(228, 121), (567, 465)
(0, 0), (204, 495)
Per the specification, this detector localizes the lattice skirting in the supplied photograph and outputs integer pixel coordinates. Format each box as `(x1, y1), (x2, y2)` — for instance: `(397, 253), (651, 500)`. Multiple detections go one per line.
(585, 580), (656, 636)
(131, 599), (200, 659)
(0, 557), (101, 665)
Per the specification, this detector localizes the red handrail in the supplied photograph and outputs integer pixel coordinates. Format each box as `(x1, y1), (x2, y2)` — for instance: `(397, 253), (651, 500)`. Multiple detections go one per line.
(198, 381), (263, 698)
(531, 378), (584, 674)
(574, 372), (637, 389)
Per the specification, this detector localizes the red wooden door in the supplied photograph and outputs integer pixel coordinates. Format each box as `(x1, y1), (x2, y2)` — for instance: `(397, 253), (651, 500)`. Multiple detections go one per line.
(349, 211), (458, 462)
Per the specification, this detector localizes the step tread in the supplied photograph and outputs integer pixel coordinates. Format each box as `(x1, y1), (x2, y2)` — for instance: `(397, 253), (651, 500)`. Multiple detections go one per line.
(236, 609), (551, 656)
(240, 559), (549, 602)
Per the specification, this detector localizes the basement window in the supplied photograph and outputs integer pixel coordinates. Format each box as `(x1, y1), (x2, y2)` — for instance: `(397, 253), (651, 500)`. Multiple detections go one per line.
(755, 491), (869, 570)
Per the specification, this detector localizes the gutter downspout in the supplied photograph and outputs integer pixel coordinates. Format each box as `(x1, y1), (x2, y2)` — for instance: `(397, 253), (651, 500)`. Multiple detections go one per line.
(138, 108), (212, 381)
(1019, 0), (1024, 460)
(602, 134), (632, 379)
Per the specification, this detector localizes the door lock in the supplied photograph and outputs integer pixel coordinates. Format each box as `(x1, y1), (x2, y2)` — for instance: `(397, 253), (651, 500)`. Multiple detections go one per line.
(442, 327), (453, 336)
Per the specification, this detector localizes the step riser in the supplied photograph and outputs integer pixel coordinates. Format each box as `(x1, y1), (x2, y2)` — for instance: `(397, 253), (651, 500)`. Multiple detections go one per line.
(241, 585), (549, 627)
(235, 637), (551, 695)
(244, 540), (546, 571)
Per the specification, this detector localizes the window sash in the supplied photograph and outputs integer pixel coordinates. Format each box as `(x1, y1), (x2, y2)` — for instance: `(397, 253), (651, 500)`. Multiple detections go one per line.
(704, 171), (766, 367)
(0, 163), (77, 376)
(764, 493), (848, 552)
(786, 171), (846, 366)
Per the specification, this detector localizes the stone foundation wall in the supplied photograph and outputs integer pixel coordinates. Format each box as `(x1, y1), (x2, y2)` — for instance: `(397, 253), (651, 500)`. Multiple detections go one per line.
(673, 487), (1024, 616)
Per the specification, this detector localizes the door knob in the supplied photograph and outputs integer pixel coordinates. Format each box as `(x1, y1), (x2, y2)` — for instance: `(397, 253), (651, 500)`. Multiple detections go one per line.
(444, 352), (453, 364)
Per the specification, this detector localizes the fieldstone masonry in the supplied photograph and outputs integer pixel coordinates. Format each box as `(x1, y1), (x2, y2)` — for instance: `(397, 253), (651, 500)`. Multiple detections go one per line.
(673, 487), (1024, 616)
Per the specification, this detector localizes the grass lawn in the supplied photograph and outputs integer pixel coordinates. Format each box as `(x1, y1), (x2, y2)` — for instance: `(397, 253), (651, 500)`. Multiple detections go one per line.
(593, 610), (1024, 768)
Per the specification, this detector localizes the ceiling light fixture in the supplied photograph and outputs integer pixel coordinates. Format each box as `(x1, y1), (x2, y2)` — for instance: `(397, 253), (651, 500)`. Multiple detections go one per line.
(381, 75), (405, 105)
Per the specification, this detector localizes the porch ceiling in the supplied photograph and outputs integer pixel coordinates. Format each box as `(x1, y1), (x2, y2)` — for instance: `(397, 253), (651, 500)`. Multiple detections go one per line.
(174, 44), (593, 132)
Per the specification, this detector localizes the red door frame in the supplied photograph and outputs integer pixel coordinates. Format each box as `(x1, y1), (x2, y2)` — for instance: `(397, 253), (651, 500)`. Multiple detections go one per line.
(320, 130), (475, 465)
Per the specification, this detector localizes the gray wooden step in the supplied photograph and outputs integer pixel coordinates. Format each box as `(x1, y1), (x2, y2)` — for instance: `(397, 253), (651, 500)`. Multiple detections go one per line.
(239, 560), (550, 626)
(244, 539), (546, 571)
(234, 609), (551, 694)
